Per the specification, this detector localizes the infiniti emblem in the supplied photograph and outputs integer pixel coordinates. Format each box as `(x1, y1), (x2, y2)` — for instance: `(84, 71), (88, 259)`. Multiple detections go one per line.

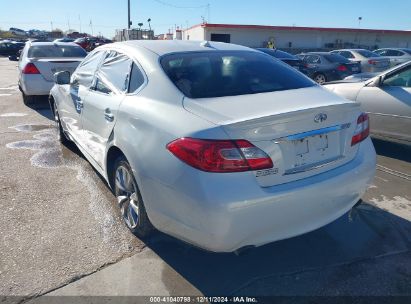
(314, 113), (327, 123)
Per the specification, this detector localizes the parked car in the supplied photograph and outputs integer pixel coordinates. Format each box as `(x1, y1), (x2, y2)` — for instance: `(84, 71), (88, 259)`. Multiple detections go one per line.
(0, 40), (24, 56)
(297, 52), (361, 84)
(324, 61), (411, 144)
(53, 37), (75, 43)
(50, 40), (375, 252)
(373, 48), (411, 67)
(331, 49), (390, 73)
(344, 72), (379, 82)
(256, 48), (308, 74)
(15, 42), (87, 104)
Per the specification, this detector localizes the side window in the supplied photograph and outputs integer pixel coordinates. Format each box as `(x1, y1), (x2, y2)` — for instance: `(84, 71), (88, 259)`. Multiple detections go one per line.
(96, 51), (133, 93)
(94, 77), (112, 94)
(306, 55), (320, 64)
(128, 62), (145, 93)
(386, 50), (403, 57)
(73, 50), (105, 87)
(383, 66), (411, 88)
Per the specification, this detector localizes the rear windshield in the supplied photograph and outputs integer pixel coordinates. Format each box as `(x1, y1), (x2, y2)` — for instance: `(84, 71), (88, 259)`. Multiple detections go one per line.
(324, 54), (350, 63)
(402, 49), (411, 55)
(357, 50), (380, 58)
(160, 51), (314, 99)
(28, 45), (87, 58)
(257, 48), (297, 59)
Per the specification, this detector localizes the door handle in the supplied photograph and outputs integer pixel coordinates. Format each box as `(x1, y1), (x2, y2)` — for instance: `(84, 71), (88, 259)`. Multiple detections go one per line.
(104, 109), (114, 122)
(76, 100), (83, 111)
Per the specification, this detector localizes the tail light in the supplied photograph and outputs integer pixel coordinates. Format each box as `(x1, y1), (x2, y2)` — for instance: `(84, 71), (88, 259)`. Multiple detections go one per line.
(167, 138), (273, 173)
(351, 113), (370, 146)
(22, 63), (40, 74)
(368, 59), (377, 65)
(337, 65), (348, 71)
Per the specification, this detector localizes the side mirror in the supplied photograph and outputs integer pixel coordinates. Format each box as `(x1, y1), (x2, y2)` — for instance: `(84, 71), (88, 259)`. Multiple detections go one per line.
(367, 76), (383, 87)
(54, 71), (71, 85)
(8, 55), (18, 61)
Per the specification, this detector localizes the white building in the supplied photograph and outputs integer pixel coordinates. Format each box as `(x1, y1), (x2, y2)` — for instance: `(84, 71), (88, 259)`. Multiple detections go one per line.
(183, 23), (411, 50)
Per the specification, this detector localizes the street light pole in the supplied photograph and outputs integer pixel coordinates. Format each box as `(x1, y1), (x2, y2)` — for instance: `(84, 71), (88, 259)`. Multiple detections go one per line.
(128, 0), (132, 29)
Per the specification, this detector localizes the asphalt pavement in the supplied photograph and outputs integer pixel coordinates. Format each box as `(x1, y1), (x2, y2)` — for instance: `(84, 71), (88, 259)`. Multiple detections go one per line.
(0, 57), (410, 303)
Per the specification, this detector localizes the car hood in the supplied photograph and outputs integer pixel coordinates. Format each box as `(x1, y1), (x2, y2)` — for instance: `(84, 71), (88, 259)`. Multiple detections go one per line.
(323, 81), (366, 101)
(183, 86), (354, 125)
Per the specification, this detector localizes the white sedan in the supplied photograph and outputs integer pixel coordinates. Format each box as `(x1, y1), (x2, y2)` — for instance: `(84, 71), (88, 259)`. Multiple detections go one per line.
(50, 40), (376, 252)
(325, 61), (411, 144)
(15, 41), (87, 105)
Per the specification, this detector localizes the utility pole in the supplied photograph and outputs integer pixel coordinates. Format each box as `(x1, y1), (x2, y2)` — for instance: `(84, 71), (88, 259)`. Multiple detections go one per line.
(128, 0), (132, 29)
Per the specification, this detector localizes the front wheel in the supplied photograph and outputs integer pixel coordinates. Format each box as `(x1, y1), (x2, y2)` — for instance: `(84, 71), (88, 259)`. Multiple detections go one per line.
(113, 156), (153, 238)
(53, 103), (70, 144)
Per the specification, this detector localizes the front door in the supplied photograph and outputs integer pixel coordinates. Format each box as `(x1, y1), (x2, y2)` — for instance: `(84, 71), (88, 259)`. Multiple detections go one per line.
(357, 65), (411, 142)
(80, 51), (133, 167)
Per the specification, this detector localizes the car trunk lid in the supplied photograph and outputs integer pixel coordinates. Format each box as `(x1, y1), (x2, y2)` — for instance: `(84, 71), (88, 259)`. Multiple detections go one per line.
(30, 58), (83, 81)
(183, 86), (362, 186)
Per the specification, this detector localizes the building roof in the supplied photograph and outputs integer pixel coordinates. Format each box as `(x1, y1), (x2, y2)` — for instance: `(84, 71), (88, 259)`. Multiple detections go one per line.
(186, 23), (411, 35)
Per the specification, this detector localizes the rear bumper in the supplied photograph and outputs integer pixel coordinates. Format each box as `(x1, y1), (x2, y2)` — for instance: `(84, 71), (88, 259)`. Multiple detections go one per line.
(20, 74), (53, 96)
(143, 138), (376, 252)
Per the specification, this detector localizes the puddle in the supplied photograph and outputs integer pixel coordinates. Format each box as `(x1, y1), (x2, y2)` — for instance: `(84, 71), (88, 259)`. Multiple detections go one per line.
(0, 113), (28, 117)
(5, 123), (131, 250)
(9, 124), (52, 133)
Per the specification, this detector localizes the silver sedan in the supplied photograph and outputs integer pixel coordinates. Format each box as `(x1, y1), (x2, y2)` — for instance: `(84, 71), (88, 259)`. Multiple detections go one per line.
(50, 41), (375, 252)
(325, 61), (411, 144)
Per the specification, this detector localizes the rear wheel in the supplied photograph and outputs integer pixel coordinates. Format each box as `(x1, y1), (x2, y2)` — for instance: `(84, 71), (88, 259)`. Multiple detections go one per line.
(21, 91), (34, 106)
(313, 73), (327, 84)
(113, 156), (153, 238)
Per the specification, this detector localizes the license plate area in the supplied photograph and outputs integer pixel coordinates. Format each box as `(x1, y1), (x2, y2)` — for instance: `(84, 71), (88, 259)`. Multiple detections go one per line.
(285, 134), (342, 175)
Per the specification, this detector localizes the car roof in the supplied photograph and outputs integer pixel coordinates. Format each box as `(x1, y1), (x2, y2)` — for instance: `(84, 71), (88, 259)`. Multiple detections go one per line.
(28, 42), (79, 47)
(117, 40), (255, 56)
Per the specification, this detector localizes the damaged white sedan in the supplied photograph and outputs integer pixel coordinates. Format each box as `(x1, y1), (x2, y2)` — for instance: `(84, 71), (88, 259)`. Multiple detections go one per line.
(50, 40), (376, 252)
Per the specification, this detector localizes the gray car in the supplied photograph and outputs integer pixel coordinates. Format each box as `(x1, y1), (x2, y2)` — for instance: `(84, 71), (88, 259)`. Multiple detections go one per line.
(331, 49), (390, 73)
(324, 61), (411, 144)
(374, 48), (411, 67)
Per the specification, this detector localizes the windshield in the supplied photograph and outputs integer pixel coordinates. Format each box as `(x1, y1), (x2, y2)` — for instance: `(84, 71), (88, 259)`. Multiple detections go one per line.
(357, 50), (380, 58)
(402, 49), (411, 55)
(28, 45), (87, 58)
(161, 51), (314, 99)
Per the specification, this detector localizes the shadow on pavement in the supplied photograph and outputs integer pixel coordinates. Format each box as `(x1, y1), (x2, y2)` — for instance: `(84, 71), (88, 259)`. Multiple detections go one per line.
(372, 137), (411, 163)
(143, 202), (411, 296)
(26, 95), (54, 120)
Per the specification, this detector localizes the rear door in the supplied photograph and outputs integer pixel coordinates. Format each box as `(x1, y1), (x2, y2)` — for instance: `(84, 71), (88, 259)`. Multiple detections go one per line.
(80, 51), (134, 167)
(356, 64), (411, 142)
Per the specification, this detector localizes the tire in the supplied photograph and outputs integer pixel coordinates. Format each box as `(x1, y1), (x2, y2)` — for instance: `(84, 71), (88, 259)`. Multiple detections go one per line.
(313, 73), (327, 85)
(53, 103), (70, 144)
(22, 91), (34, 106)
(113, 156), (153, 238)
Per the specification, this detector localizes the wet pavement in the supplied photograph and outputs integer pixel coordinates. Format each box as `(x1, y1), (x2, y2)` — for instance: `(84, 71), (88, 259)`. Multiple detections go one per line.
(0, 57), (411, 301)
(0, 59), (143, 299)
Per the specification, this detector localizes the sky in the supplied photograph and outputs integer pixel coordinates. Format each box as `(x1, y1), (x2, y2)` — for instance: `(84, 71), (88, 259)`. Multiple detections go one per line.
(1, 0), (410, 38)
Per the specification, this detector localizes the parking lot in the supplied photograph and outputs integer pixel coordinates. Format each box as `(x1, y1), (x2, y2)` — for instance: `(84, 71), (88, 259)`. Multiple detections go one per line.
(0, 55), (411, 301)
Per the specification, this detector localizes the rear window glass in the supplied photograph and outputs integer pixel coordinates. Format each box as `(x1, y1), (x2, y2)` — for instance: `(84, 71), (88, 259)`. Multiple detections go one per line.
(257, 49), (297, 59)
(403, 49), (411, 55)
(28, 45), (87, 58)
(357, 50), (380, 58)
(161, 51), (314, 99)
(324, 54), (350, 63)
